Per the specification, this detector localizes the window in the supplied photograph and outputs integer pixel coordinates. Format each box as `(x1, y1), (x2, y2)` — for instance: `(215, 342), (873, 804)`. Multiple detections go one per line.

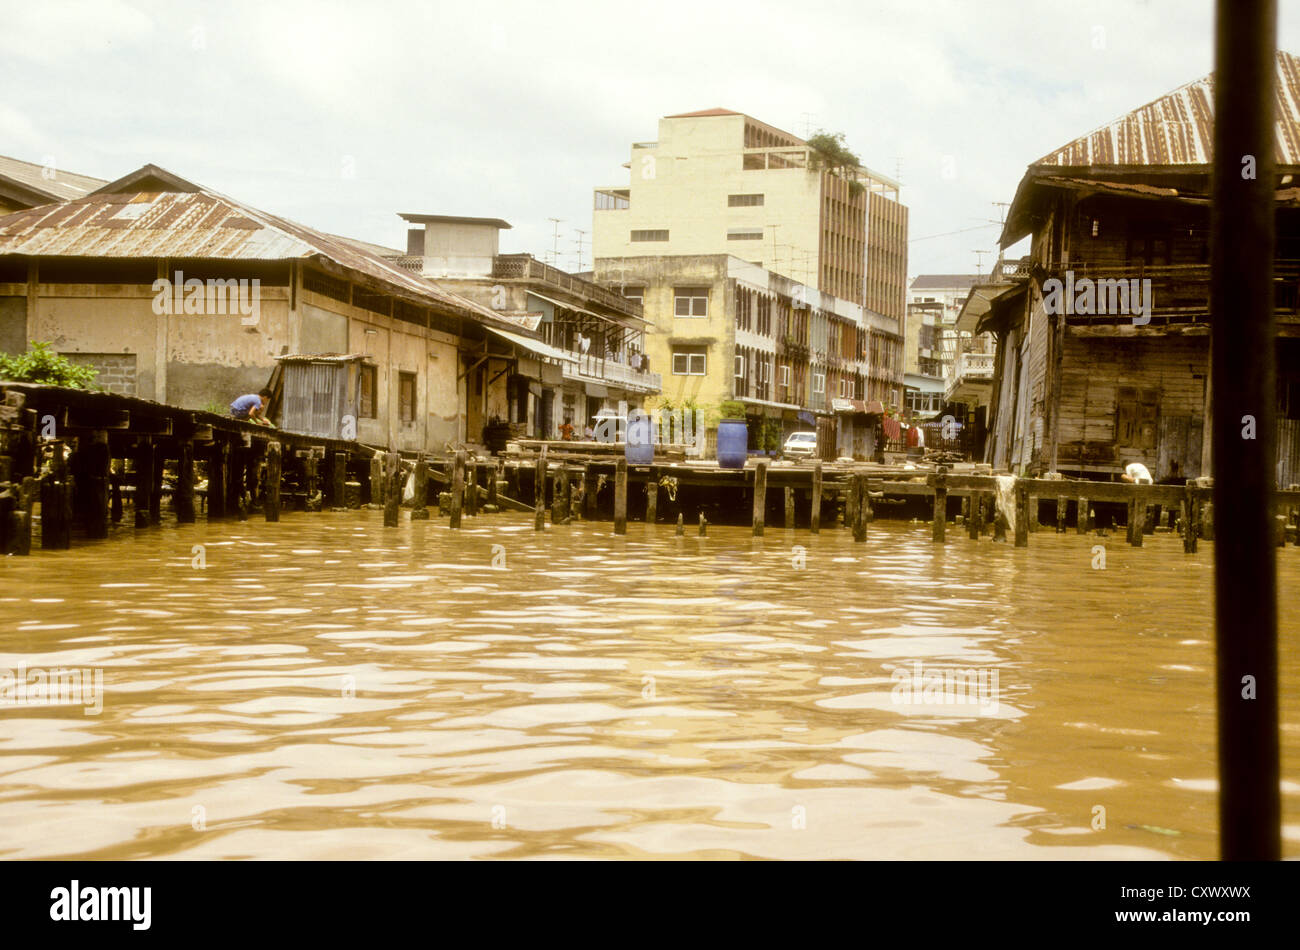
(813, 372), (825, 395)
(398, 371), (416, 424)
(728, 193), (764, 207)
(672, 347), (707, 375)
(780, 364), (791, 388)
(735, 354), (745, 379)
(727, 228), (764, 241)
(1116, 387), (1159, 450)
(622, 287), (644, 305)
(359, 364), (377, 419)
(594, 190), (630, 210)
(674, 287), (709, 317)
(631, 229), (669, 242)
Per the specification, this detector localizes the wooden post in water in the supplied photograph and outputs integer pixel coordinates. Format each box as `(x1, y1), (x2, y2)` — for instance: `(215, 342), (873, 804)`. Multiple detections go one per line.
(411, 454), (430, 520)
(486, 462), (499, 510)
(1126, 497), (1141, 547)
(1211, 0), (1280, 859)
(110, 460), (124, 525)
(810, 461), (822, 534)
(784, 486), (795, 530)
(40, 445), (71, 550)
(466, 458), (478, 516)
(230, 444), (248, 520)
(550, 467), (563, 524)
(175, 441), (195, 523)
(450, 450), (465, 529)
(853, 474), (868, 543)
(968, 490), (981, 540)
(330, 451), (347, 508)
(133, 439), (153, 529)
(699, 512), (707, 536)
(675, 513), (684, 536)
(752, 460), (767, 537)
(208, 442), (227, 520)
(614, 458), (627, 535)
(1013, 481), (1028, 547)
(560, 468), (572, 524)
(931, 467), (947, 543)
(533, 454), (545, 531)
(1056, 495), (1068, 533)
(149, 448), (164, 525)
(383, 451), (400, 527)
(583, 465), (597, 517)
(264, 441), (282, 522)
(645, 466), (658, 524)
(1076, 497), (1090, 534)
(83, 430), (109, 539)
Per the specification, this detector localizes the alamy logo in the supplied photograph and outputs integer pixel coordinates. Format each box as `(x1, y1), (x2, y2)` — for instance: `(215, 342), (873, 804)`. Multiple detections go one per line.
(1043, 270), (1151, 326)
(152, 269), (260, 325)
(49, 880), (151, 930)
(0, 664), (103, 715)
(890, 660), (999, 715)
(593, 400), (706, 451)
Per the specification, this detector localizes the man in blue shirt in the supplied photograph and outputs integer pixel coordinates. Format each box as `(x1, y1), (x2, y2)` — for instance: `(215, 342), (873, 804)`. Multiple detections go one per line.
(230, 389), (273, 426)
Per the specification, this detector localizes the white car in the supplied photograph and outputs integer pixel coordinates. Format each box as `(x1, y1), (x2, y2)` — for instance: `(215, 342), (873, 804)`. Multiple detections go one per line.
(782, 431), (817, 459)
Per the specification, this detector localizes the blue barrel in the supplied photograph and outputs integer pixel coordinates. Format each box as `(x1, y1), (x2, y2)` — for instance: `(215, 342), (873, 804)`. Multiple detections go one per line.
(625, 413), (654, 465)
(716, 419), (748, 469)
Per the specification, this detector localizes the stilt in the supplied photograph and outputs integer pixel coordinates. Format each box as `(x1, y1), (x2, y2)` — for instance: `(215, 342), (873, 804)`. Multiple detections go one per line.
(486, 462), (499, 509)
(560, 468), (572, 524)
(810, 461), (822, 534)
(40, 445), (71, 550)
(699, 512), (707, 536)
(784, 486), (795, 529)
(676, 513), (684, 536)
(265, 441), (282, 522)
(1013, 481), (1028, 547)
(533, 454), (545, 531)
(83, 430), (109, 539)
(383, 451), (400, 527)
(207, 442), (227, 520)
(150, 447), (164, 525)
(853, 474), (867, 543)
(931, 467), (947, 543)
(7, 477), (34, 555)
(110, 459), (124, 524)
(411, 454), (430, 520)
(1056, 495), (1068, 533)
(646, 466), (658, 523)
(1076, 496), (1089, 534)
(466, 458), (478, 517)
(614, 458), (627, 535)
(968, 491), (981, 540)
(752, 460), (767, 537)
(450, 450), (465, 529)
(175, 441), (195, 523)
(330, 451), (347, 508)
(584, 465), (597, 517)
(133, 439), (153, 528)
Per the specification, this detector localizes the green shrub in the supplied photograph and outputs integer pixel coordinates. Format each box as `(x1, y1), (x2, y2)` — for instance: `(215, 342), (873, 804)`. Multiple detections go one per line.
(0, 342), (98, 389)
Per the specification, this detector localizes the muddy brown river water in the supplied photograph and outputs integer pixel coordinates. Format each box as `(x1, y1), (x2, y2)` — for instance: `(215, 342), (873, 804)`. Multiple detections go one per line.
(1, 511), (1297, 859)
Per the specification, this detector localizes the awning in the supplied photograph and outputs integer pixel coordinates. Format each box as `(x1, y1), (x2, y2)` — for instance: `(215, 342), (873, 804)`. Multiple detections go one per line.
(831, 398), (884, 415)
(485, 325), (578, 363)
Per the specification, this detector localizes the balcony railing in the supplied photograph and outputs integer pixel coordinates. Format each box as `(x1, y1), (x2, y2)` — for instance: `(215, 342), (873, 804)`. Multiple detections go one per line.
(945, 351), (995, 401)
(560, 351), (661, 393)
(492, 254), (642, 318)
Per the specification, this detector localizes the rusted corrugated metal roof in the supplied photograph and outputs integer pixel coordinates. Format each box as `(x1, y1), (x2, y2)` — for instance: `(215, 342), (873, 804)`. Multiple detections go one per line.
(1033, 50), (1300, 167)
(0, 163), (515, 328)
(0, 155), (107, 203)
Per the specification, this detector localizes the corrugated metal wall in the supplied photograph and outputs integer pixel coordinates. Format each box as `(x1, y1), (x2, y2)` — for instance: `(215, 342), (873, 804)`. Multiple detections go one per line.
(1279, 418), (1300, 488)
(282, 362), (349, 439)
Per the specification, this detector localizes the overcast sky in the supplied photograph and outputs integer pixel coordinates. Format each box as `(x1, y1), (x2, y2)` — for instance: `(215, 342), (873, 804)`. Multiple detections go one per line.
(5, 0), (1300, 281)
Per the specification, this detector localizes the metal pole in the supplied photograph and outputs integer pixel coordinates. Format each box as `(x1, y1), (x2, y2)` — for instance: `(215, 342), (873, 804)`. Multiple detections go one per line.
(1212, 0), (1280, 860)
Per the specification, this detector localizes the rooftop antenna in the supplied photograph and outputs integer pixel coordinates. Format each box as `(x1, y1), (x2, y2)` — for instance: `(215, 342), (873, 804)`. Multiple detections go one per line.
(799, 113), (818, 139)
(893, 156), (903, 185)
(972, 249), (987, 280)
(547, 217), (563, 267)
(572, 228), (588, 273)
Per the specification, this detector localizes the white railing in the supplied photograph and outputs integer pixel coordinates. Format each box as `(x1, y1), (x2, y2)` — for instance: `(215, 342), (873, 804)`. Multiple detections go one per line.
(560, 352), (662, 393)
(954, 352), (994, 379)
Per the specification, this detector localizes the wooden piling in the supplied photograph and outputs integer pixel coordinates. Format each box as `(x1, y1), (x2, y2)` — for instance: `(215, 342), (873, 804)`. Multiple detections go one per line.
(784, 486), (795, 529)
(133, 439), (153, 528)
(675, 513), (684, 536)
(1183, 486), (1200, 554)
(560, 469), (572, 524)
(450, 450), (465, 529)
(40, 447), (71, 550)
(533, 454), (545, 531)
(411, 454), (430, 520)
(383, 451), (400, 527)
(149, 447), (164, 525)
(207, 443), (226, 520)
(583, 465), (597, 517)
(810, 461), (822, 534)
(853, 474), (867, 543)
(1013, 482), (1028, 547)
(175, 441), (196, 523)
(486, 462), (498, 509)
(614, 458), (627, 535)
(752, 460), (767, 537)
(330, 451), (347, 509)
(646, 466), (658, 523)
(699, 512), (707, 536)
(844, 472), (858, 530)
(466, 458), (478, 517)
(1076, 497), (1089, 534)
(110, 460), (124, 525)
(265, 441), (282, 522)
(931, 467), (947, 543)
(83, 430), (109, 539)
(1056, 495), (1068, 533)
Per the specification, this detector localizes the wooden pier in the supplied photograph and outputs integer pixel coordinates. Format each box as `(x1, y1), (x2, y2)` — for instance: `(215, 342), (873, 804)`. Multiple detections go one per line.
(4, 383), (1300, 556)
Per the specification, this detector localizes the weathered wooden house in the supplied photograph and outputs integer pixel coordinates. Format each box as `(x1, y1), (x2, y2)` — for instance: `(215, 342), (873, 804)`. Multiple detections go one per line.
(978, 51), (1300, 484)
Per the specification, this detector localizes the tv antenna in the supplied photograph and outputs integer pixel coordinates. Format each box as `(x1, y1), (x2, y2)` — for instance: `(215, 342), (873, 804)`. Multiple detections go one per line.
(572, 228), (588, 273)
(972, 249), (988, 278)
(546, 217), (563, 266)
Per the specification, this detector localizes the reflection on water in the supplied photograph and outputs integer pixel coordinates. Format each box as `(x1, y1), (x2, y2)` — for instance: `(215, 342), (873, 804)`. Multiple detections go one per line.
(0, 511), (1296, 859)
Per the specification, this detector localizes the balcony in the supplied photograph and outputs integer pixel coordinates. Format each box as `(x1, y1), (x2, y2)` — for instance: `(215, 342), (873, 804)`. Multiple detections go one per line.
(560, 351), (661, 394)
(492, 254), (642, 318)
(945, 351), (995, 404)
